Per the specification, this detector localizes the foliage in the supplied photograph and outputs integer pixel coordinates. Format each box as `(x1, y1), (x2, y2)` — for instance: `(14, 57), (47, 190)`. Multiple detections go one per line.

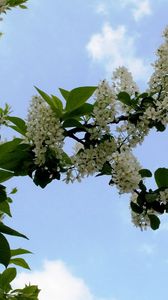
(1, 1), (168, 299)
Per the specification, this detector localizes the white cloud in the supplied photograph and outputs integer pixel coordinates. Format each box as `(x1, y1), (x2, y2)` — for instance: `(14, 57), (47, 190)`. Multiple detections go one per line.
(133, 0), (152, 21)
(14, 260), (117, 300)
(119, 0), (152, 21)
(96, 3), (108, 16)
(86, 23), (151, 81)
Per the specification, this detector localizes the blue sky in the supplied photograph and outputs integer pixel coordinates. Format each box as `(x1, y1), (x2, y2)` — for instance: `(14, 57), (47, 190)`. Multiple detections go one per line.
(1, 0), (168, 299)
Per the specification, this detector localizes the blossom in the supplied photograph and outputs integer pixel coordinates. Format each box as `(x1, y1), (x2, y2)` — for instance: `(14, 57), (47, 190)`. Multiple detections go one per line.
(112, 66), (139, 96)
(0, 0), (8, 13)
(71, 139), (117, 180)
(90, 80), (116, 138)
(159, 189), (168, 204)
(26, 96), (64, 166)
(149, 26), (168, 98)
(110, 148), (141, 193)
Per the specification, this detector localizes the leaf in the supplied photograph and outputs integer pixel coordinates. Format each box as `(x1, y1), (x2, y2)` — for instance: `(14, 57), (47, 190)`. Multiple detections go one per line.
(35, 87), (61, 117)
(0, 223), (28, 239)
(65, 86), (97, 112)
(10, 187), (18, 194)
(33, 168), (53, 188)
(0, 233), (11, 268)
(148, 214), (160, 230)
(130, 202), (143, 214)
(154, 168), (168, 188)
(139, 169), (152, 178)
(51, 95), (63, 111)
(10, 258), (30, 270)
(59, 88), (70, 101)
(145, 193), (158, 203)
(63, 119), (84, 129)
(96, 162), (112, 177)
(155, 122), (166, 132)
(0, 201), (12, 217)
(19, 4), (27, 8)
(118, 92), (132, 106)
(61, 152), (72, 165)
(63, 103), (93, 120)
(0, 140), (33, 177)
(138, 180), (147, 192)
(11, 248), (32, 257)
(7, 116), (27, 135)
(0, 169), (14, 183)
(0, 187), (7, 202)
(0, 268), (16, 285)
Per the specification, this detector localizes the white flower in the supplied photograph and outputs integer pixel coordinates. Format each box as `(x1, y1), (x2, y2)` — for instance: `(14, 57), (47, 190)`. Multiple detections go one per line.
(112, 66), (139, 96)
(111, 149), (141, 193)
(26, 96), (64, 166)
(91, 80), (116, 138)
(71, 139), (117, 180)
(159, 189), (168, 204)
(149, 27), (168, 98)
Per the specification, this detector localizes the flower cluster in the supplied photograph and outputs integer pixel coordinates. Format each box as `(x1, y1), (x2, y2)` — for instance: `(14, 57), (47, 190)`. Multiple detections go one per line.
(149, 26), (168, 98)
(110, 148), (142, 194)
(26, 96), (64, 165)
(69, 139), (117, 181)
(0, 0), (8, 13)
(89, 80), (116, 139)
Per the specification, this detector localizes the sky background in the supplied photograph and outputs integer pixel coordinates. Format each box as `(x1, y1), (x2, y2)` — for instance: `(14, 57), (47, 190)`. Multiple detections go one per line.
(0, 0), (168, 299)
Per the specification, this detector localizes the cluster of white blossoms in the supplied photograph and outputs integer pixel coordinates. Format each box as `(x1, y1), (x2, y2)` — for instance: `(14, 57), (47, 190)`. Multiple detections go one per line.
(149, 26), (168, 98)
(0, 0), (8, 13)
(69, 139), (117, 181)
(112, 66), (139, 114)
(110, 148), (142, 194)
(112, 66), (139, 96)
(26, 96), (64, 166)
(159, 189), (168, 204)
(89, 80), (116, 139)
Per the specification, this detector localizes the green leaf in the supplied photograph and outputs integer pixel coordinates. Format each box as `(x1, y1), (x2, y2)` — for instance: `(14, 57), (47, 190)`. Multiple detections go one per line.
(63, 103), (93, 120)
(59, 88), (70, 101)
(0, 268), (16, 285)
(0, 201), (12, 217)
(10, 187), (18, 194)
(33, 168), (53, 188)
(154, 168), (168, 188)
(19, 4), (27, 8)
(145, 193), (158, 203)
(0, 187), (7, 202)
(118, 92), (132, 106)
(139, 169), (152, 178)
(96, 162), (112, 177)
(0, 170), (14, 183)
(7, 116), (27, 135)
(13, 284), (40, 298)
(0, 233), (11, 268)
(10, 258), (30, 270)
(0, 139), (33, 177)
(148, 214), (160, 230)
(61, 152), (72, 165)
(63, 119), (84, 129)
(51, 95), (63, 111)
(35, 87), (61, 117)
(0, 223), (28, 239)
(65, 86), (97, 112)
(130, 202), (143, 214)
(155, 122), (166, 132)
(11, 248), (32, 257)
